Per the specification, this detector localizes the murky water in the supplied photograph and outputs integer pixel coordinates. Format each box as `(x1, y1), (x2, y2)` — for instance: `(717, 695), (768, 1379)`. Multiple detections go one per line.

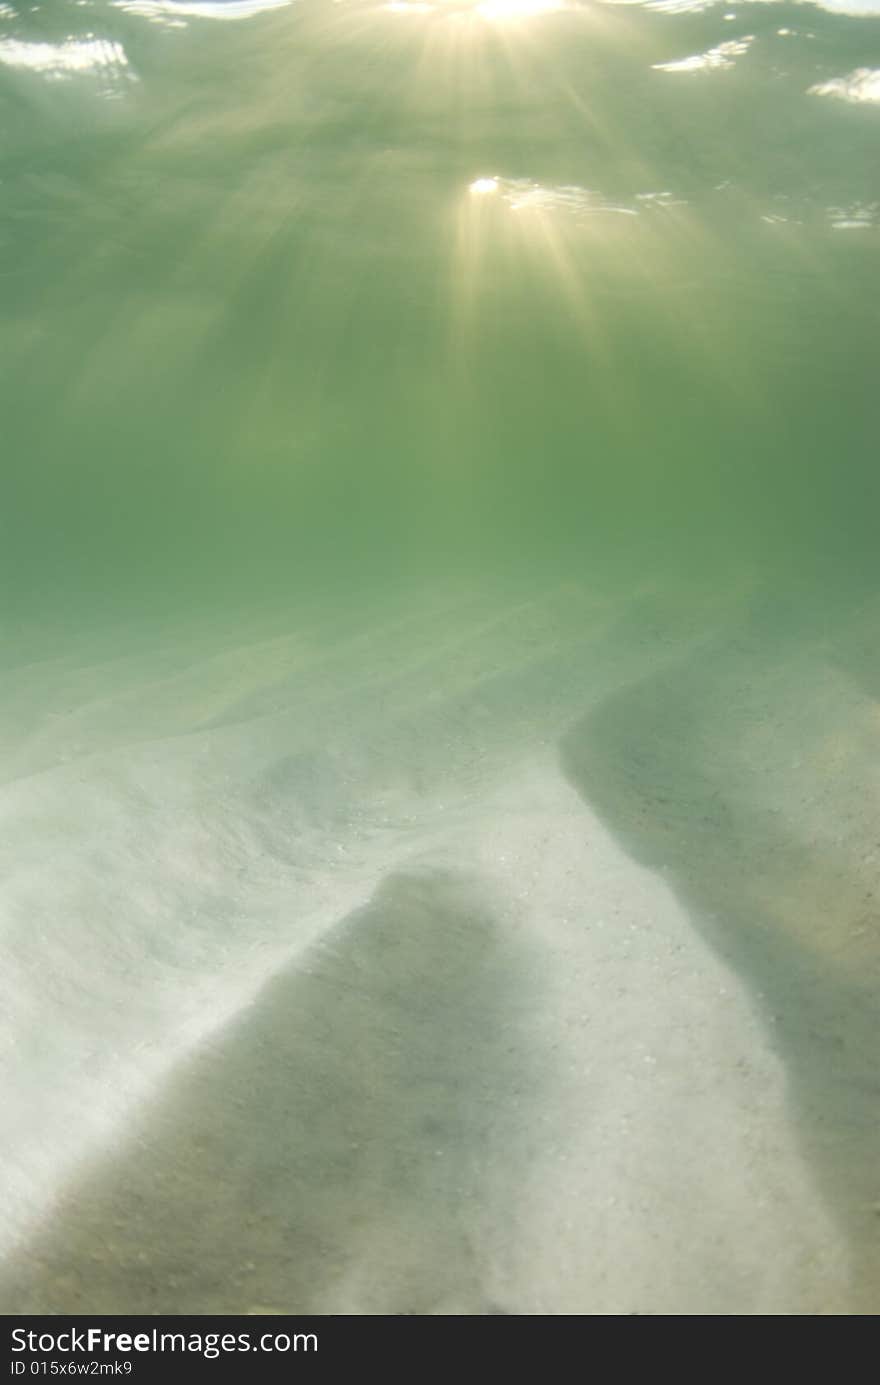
(1, 0), (878, 1314)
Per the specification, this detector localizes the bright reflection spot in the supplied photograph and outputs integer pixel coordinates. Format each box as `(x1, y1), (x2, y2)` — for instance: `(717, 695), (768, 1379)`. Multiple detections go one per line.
(810, 68), (880, 105)
(653, 36), (753, 72)
(476, 0), (568, 19)
(0, 37), (131, 79)
(114, 0), (289, 24)
(476, 176), (652, 218)
(380, 0), (574, 18)
(604, 0), (712, 11)
(828, 202), (878, 230)
(507, 181), (637, 215)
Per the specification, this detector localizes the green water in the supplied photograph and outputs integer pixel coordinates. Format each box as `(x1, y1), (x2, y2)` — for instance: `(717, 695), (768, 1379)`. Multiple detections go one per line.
(4, 0), (880, 615)
(1, 0), (879, 1314)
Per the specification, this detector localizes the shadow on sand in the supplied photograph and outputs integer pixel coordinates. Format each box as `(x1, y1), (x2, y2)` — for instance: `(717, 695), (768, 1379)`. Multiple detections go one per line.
(1, 871), (540, 1315)
(560, 610), (880, 1314)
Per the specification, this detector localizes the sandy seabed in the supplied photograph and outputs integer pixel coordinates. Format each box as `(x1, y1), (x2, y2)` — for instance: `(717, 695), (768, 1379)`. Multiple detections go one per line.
(1, 578), (876, 1314)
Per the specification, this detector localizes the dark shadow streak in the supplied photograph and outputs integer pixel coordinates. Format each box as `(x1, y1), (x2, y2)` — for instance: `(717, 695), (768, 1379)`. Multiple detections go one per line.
(560, 626), (880, 1314)
(1, 871), (541, 1315)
